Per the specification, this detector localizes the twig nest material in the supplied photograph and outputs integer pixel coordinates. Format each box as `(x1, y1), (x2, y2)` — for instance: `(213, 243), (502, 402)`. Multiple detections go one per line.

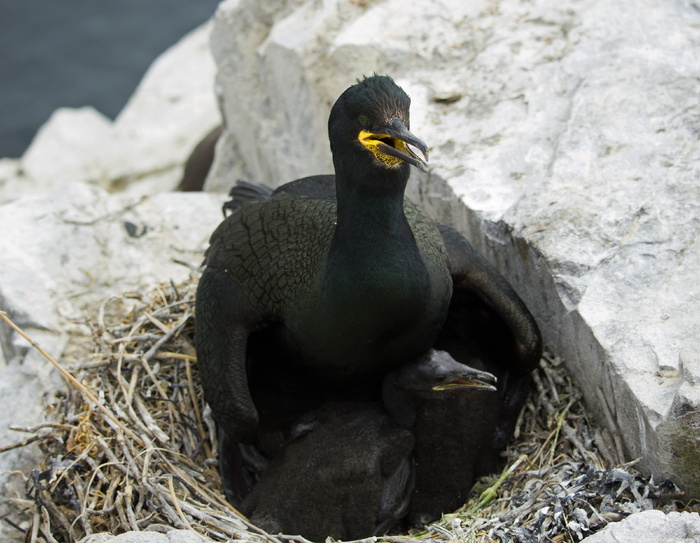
(1, 277), (693, 542)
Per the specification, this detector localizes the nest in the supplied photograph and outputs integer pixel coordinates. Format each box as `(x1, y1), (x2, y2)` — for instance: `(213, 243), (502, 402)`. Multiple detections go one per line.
(0, 275), (694, 543)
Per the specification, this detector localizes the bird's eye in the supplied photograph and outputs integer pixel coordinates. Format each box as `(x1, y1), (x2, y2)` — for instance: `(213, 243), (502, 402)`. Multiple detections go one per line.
(359, 115), (371, 127)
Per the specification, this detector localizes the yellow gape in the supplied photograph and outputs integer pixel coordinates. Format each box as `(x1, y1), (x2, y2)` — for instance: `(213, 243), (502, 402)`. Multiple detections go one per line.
(358, 130), (410, 167)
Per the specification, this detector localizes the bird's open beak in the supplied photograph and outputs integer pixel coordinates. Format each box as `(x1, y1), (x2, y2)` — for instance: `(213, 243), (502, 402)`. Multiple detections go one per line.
(433, 367), (498, 392)
(359, 117), (429, 172)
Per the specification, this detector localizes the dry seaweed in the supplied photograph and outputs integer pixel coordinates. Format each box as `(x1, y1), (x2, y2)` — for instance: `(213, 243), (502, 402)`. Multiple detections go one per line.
(422, 357), (690, 543)
(0, 276), (694, 543)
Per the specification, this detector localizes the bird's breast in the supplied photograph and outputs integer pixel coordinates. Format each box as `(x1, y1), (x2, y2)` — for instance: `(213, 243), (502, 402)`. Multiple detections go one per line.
(285, 252), (452, 382)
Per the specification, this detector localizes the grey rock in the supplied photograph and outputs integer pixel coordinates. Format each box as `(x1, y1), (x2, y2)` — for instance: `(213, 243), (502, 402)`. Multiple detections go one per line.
(581, 511), (700, 543)
(208, 0), (700, 497)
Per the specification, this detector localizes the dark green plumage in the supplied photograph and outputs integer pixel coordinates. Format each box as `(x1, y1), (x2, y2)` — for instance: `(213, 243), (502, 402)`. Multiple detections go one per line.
(205, 193), (449, 377)
(195, 74), (542, 532)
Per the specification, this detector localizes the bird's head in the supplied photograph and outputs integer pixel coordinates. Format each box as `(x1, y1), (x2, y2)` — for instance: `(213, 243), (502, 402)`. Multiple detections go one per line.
(328, 75), (429, 177)
(392, 349), (498, 395)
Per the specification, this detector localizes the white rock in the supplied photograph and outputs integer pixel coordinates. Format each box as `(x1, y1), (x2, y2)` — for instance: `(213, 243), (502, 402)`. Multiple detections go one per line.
(206, 0), (342, 192)
(208, 0), (700, 497)
(0, 183), (225, 540)
(1, 184), (204, 326)
(581, 510), (700, 543)
(78, 530), (213, 543)
(19, 107), (112, 191)
(0, 182), (222, 335)
(0, 158), (24, 205)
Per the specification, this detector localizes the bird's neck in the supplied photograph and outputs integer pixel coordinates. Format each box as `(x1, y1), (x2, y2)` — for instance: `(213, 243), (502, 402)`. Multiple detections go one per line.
(331, 167), (416, 267)
(321, 166), (430, 329)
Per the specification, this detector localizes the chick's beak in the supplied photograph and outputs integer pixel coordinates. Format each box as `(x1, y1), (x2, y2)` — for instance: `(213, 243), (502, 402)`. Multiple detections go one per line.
(433, 367), (498, 392)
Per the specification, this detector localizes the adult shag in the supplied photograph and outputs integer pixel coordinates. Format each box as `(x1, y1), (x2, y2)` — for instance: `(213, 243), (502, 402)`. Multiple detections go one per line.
(195, 74), (542, 514)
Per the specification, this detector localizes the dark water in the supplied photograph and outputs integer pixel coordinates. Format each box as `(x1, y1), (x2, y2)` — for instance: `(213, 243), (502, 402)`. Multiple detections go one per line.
(0, 0), (220, 158)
